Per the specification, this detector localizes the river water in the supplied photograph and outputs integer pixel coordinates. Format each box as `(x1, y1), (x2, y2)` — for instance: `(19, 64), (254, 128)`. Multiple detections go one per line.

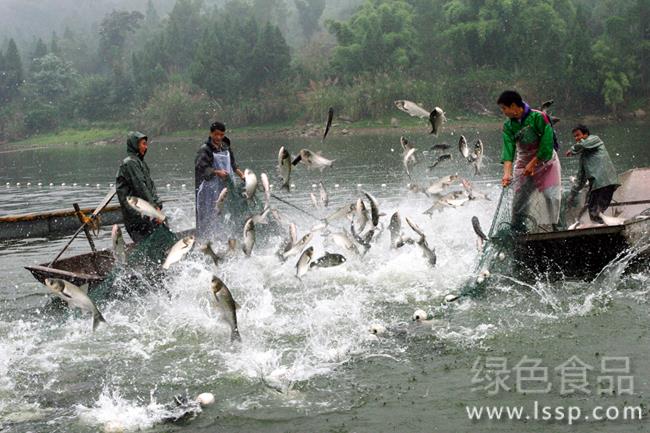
(1, 121), (649, 432)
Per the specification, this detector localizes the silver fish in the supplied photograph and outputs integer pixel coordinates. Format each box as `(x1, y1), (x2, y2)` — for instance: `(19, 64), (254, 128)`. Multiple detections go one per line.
(199, 241), (223, 267)
(350, 221), (372, 253)
(471, 139), (484, 175)
(44, 278), (106, 331)
(362, 190), (380, 227)
(471, 216), (488, 250)
(428, 154), (452, 170)
(355, 198), (369, 232)
(388, 211), (401, 248)
(417, 236), (437, 267)
(163, 235), (195, 269)
(405, 216), (425, 238)
(243, 218), (255, 256)
(458, 135), (469, 159)
(319, 181), (329, 207)
(296, 246), (314, 278)
(126, 196), (165, 221)
(243, 169), (258, 200)
(277, 146), (292, 191)
(400, 135), (415, 153)
(111, 224), (126, 264)
(310, 192), (320, 209)
(289, 223), (298, 245)
(429, 106), (446, 136)
(323, 107), (334, 141)
(292, 149), (334, 171)
(403, 148), (417, 179)
(282, 232), (313, 259)
(210, 276), (241, 342)
(394, 100), (430, 118)
(430, 143), (451, 151)
(330, 231), (359, 255)
(310, 252), (346, 268)
(426, 174), (459, 196)
(260, 173), (271, 208)
(215, 187), (229, 213)
(324, 203), (355, 224)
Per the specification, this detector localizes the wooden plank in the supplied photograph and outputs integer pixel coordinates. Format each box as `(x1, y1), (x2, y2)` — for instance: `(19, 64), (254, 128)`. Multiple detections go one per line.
(0, 204), (121, 222)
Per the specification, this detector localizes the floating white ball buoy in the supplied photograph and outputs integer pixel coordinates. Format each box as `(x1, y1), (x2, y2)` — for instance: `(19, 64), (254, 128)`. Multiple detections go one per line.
(16, 182), (21, 186)
(26, 182), (31, 186)
(390, 148), (395, 152)
(334, 184), (340, 188)
(72, 183), (78, 187)
(181, 184), (186, 188)
(290, 183), (296, 189)
(85, 183), (90, 187)
(49, 183), (54, 187)
(412, 309), (428, 322)
(476, 269), (491, 284)
(381, 183), (387, 188)
(5, 182), (9, 186)
(166, 184), (171, 188)
(61, 182), (66, 186)
(96, 184), (100, 188)
(369, 324), (386, 335)
(196, 392), (215, 406)
(311, 184), (317, 188)
(109, 183), (114, 187)
(37, 182), (42, 186)
(356, 184), (362, 188)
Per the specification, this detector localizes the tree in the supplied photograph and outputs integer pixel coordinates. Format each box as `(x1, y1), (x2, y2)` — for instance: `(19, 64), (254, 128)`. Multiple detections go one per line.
(161, 0), (204, 74)
(295, 0), (325, 41)
(0, 39), (24, 103)
(50, 32), (61, 56)
(27, 54), (79, 102)
(32, 38), (48, 62)
(98, 10), (144, 72)
(327, 0), (420, 76)
(144, 0), (160, 27)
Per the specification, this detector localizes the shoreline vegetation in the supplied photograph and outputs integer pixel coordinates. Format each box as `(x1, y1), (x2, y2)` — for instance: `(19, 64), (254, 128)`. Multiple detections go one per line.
(2, 111), (646, 150)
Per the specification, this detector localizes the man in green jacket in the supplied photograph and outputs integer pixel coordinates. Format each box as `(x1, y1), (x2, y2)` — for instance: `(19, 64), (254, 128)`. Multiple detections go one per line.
(566, 125), (620, 224)
(116, 131), (163, 242)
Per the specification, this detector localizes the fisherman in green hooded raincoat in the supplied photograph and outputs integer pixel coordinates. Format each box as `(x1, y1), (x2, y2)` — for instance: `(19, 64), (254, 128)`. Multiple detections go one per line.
(566, 124), (620, 224)
(115, 131), (164, 242)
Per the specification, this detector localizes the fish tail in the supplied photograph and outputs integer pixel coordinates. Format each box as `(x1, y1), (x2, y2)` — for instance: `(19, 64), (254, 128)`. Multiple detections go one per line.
(231, 328), (242, 342)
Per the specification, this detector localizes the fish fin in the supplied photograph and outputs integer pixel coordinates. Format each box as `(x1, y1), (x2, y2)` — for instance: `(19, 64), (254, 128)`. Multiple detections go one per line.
(92, 311), (107, 331)
(79, 283), (89, 294)
(291, 155), (302, 165)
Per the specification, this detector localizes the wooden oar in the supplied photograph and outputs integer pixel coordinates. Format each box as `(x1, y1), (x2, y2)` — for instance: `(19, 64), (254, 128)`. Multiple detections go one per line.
(48, 187), (117, 267)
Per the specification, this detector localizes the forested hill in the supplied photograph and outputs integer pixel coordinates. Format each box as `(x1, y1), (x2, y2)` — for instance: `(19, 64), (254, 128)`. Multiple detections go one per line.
(0, 0), (647, 142)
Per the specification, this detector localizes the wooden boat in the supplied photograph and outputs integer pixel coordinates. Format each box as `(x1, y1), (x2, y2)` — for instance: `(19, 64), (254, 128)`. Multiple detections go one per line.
(0, 204), (122, 241)
(25, 228), (194, 290)
(512, 168), (650, 280)
(26, 249), (116, 289)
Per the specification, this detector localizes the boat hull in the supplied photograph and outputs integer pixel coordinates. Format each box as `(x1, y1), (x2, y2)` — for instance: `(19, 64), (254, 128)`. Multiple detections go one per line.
(0, 205), (122, 241)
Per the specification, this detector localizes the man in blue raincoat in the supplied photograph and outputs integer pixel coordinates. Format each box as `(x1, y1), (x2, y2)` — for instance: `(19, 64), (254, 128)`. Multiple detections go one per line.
(194, 121), (246, 240)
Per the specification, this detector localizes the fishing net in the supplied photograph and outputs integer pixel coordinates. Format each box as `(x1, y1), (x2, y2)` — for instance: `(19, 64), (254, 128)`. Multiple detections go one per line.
(91, 224), (178, 302)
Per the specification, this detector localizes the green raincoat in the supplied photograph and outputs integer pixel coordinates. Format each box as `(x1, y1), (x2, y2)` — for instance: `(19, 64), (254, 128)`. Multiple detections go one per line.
(115, 131), (162, 242)
(569, 135), (619, 194)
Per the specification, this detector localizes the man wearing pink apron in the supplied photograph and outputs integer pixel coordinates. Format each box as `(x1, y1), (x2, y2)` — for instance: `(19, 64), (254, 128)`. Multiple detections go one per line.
(497, 90), (562, 232)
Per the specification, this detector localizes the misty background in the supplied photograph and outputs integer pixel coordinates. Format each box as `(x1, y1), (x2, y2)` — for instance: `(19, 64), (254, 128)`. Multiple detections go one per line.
(0, 0), (647, 142)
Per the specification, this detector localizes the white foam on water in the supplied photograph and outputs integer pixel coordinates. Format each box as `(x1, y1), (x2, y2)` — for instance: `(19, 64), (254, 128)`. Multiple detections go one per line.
(76, 386), (170, 431)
